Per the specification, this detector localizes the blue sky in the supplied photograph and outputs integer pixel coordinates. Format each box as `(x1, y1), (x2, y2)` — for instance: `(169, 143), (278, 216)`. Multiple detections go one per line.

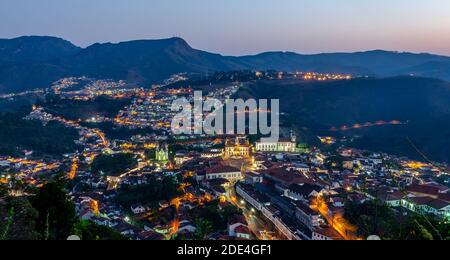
(1, 0), (449, 55)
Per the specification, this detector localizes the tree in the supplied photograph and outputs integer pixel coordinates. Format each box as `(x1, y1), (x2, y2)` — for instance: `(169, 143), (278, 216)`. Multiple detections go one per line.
(194, 200), (226, 230)
(0, 184), (7, 198)
(222, 204), (242, 220)
(73, 221), (128, 240)
(0, 207), (14, 240)
(0, 197), (39, 240)
(32, 182), (76, 240)
(91, 153), (138, 177)
(345, 200), (450, 240)
(194, 218), (213, 240)
(391, 214), (449, 240)
(345, 200), (396, 239)
(116, 176), (181, 209)
(0, 112), (80, 157)
(325, 155), (345, 170)
(417, 222), (434, 241)
(161, 176), (180, 200)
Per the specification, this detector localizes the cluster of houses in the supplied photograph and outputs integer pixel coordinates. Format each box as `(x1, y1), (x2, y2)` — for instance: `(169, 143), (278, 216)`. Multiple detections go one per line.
(382, 184), (450, 218)
(236, 170), (342, 240)
(70, 153), (252, 240)
(66, 131), (449, 240)
(231, 145), (450, 240)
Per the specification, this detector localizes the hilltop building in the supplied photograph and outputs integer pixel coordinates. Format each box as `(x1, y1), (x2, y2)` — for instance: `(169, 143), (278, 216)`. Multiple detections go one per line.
(224, 136), (252, 159)
(256, 130), (297, 153)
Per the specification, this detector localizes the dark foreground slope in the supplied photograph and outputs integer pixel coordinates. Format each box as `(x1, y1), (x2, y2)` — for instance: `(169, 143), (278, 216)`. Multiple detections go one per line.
(238, 76), (450, 163)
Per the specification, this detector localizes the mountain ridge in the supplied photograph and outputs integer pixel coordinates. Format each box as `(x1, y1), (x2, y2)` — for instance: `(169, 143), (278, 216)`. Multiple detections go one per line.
(1, 36), (450, 93)
(0, 36), (81, 62)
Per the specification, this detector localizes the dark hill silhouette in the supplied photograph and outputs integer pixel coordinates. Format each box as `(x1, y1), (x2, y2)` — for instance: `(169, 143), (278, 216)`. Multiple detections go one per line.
(65, 37), (241, 83)
(0, 36), (81, 62)
(238, 76), (450, 163)
(1, 36), (450, 93)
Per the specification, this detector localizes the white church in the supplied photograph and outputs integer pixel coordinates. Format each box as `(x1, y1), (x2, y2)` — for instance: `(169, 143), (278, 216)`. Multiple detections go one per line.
(255, 130), (297, 153)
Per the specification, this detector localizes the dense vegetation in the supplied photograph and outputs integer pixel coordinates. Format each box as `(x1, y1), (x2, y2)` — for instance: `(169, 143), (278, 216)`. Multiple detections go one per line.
(0, 196), (40, 240)
(345, 200), (450, 240)
(115, 175), (181, 209)
(80, 122), (155, 140)
(73, 221), (128, 240)
(0, 112), (80, 157)
(192, 200), (242, 231)
(174, 200), (242, 240)
(238, 77), (450, 163)
(41, 95), (131, 121)
(0, 180), (124, 240)
(31, 182), (78, 240)
(0, 95), (42, 114)
(91, 153), (138, 177)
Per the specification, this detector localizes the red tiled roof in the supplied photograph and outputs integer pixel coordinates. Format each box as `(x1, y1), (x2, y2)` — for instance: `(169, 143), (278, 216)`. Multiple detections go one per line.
(244, 171), (261, 177)
(206, 165), (240, 175)
(426, 199), (450, 210)
(235, 225), (251, 235)
(138, 231), (164, 240)
(228, 215), (248, 226)
(314, 226), (344, 240)
(385, 191), (405, 201)
(288, 183), (322, 197)
(261, 168), (311, 185)
(438, 193), (450, 203)
(406, 184), (440, 196)
(409, 196), (434, 205)
(425, 183), (449, 192)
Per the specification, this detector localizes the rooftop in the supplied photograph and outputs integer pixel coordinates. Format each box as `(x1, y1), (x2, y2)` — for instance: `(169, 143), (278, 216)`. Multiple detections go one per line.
(288, 183), (323, 197)
(407, 184), (440, 196)
(206, 165), (241, 175)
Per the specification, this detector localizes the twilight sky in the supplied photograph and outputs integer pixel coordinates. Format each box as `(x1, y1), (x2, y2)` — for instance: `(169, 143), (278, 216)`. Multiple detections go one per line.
(1, 0), (450, 56)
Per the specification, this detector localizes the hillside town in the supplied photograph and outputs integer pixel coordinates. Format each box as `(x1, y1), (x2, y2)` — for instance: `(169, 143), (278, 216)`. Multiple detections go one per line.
(1, 74), (449, 241)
